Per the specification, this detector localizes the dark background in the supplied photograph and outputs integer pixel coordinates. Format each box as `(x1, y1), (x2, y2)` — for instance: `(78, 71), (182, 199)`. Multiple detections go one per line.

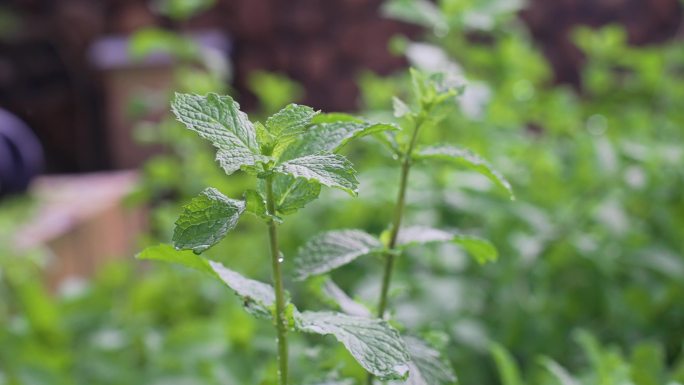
(0, 0), (681, 173)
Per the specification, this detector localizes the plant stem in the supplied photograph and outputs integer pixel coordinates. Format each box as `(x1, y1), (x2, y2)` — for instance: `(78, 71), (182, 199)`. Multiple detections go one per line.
(368, 116), (424, 385)
(376, 153), (410, 318)
(265, 175), (289, 385)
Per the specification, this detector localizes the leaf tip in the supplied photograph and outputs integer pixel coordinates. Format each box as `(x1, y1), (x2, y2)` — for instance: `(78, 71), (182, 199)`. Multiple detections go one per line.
(393, 362), (411, 380)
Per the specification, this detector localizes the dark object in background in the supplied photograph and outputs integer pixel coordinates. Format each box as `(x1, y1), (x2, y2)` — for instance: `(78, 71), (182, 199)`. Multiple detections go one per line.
(0, 108), (44, 197)
(88, 30), (230, 169)
(0, 30), (106, 174)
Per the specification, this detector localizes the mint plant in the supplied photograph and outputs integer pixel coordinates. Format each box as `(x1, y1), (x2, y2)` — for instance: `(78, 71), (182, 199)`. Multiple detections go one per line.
(294, 69), (514, 385)
(137, 93), (411, 385)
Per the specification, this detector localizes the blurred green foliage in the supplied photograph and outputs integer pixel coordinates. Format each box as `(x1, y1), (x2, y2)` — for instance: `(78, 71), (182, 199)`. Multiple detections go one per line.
(248, 71), (305, 117)
(361, 1), (684, 384)
(151, 0), (216, 20)
(1, 0), (684, 384)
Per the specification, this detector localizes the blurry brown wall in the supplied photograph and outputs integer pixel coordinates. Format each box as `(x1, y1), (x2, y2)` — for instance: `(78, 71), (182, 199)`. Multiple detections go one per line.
(215, 0), (418, 111)
(0, 0), (681, 173)
(521, 0), (683, 85)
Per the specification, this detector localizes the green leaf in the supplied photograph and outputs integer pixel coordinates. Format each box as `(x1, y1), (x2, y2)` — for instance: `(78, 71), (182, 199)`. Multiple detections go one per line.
(630, 342), (665, 385)
(256, 121), (275, 146)
(244, 189), (282, 222)
(129, 28), (198, 60)
(295, 311), (410, 380)
(393, 96), (412, 118)
(319, 277), (372, 317)
(172, 188), (245, 254)
(414, 144), (514, 199)
(243, 189), (268, 218)
(410, 68), (431, 104)
(489, 343), (524, 385)
(295, 230), (383, 280)
(391, 336), (457, 385)
(537, 357), (579, 385)
(137, 245), (276, 318)
(407, 68), (461, 107)
(274, 153), (359, 196)
(381, 0), (448, 36)
(172, 93), (257, 150)
(269, 175), (322, 215)
(396, 226), (498, 264)
(153, 0), (215, 21)
(279, 121), (399, 162)
(573, 330), (605, 376)
(376, 131), (402, 155)
(216, 146), (270, 175)
(266, 103), (318, 137)
(451, 235), (498, 264)
(268, 104), (319, 158)
(396, 226), (452, 246)
(171, 93), (264, 175)
(136, 244), (214, 275)
(268, 119), (397, 214)
(208, 259), (276, 318)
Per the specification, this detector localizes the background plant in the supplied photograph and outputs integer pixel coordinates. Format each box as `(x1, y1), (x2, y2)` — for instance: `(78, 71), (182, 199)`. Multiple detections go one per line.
(348, 1), (684, 384)
(293, 67), (514, 385)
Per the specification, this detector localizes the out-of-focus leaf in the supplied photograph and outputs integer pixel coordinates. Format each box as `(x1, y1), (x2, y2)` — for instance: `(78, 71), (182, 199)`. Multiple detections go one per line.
(489, 343), (523, 385)
(538, 357), (579, 385)
(129, 28), (198, 60)
(320, 277), (372, 317)
(396, 226), (498, 264)
(295, 230), (383, 280)
(630, 342), (664, 385)
(414, 144), (514, 199)
(381, 0), (448, 36)
(152, 0), (215, 20)
(247, 71), (304, 115)
(393, 97), (412, 118)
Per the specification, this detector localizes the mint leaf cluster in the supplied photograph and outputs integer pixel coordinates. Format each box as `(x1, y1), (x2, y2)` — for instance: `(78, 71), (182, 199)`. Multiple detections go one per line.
(138, 93), (408, 384)
(137, 68), (513, 385)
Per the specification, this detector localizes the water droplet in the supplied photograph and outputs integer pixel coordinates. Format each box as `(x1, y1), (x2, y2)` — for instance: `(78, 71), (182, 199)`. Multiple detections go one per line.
(278, 256), (284, 263)
(393, 363), (411, 378)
